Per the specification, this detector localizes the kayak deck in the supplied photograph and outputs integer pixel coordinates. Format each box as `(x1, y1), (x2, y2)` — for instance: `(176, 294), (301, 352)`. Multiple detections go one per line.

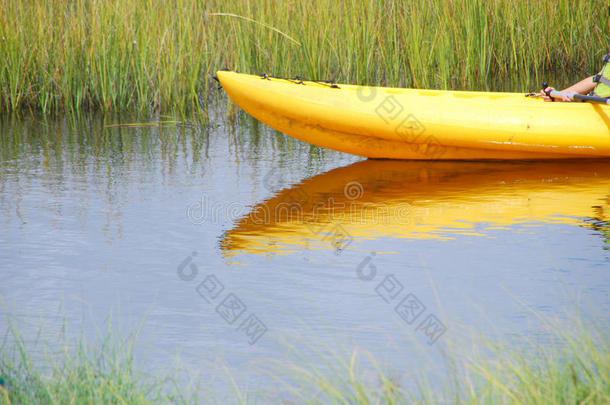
(216, 71), (610, 160)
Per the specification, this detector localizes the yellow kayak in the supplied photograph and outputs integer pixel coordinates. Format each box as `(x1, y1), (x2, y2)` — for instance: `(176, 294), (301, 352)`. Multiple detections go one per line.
(216, 71), (610, 160)
(221, 160), (610, 257)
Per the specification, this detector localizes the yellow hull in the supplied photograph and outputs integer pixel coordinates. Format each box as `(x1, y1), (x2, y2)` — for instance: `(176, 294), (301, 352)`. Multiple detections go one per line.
(216, 71), (610, 160)
(221, 160), (610, 257)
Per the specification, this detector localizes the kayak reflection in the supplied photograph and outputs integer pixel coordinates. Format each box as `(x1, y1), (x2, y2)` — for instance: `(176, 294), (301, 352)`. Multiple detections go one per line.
(221, 160), (610, 257)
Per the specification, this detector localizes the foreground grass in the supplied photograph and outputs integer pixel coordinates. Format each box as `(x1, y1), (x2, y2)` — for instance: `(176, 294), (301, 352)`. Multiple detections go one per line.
(0, 0), (607, 115)
(0, 324), (185, 404)
(273, 319), (610, 404)
(1, 317), (608, 404)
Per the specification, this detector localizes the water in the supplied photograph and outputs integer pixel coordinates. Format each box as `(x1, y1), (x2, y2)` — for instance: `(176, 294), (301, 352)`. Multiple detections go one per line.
(1, 111), (609, 394)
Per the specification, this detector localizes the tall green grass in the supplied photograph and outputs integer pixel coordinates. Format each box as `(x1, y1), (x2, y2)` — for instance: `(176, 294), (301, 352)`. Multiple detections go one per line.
(0, 0), (607, 115)
(263, 311), (610, 404)
(286, 331), (610, 404)
(1, 315), (609, 404)
(0, 321), (185, 404)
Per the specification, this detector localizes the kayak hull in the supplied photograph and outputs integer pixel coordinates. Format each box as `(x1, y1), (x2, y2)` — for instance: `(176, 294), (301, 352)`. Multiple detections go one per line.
(216, 71), (610, 160)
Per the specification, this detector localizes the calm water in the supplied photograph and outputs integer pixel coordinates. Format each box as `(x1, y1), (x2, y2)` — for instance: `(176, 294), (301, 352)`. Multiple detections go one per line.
(1, 110), (609, 393)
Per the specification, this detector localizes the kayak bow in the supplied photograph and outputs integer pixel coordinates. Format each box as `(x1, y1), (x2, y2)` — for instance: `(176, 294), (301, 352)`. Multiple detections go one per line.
(216, 71), (610, 160)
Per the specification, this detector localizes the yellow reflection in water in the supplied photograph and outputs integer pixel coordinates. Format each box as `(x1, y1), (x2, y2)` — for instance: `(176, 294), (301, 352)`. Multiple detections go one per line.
(222, 160), (610, 257)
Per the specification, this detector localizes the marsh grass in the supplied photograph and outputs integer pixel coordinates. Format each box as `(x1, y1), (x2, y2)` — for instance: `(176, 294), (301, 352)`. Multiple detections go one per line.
(269, 317), (610, 404)
(0, 0), (607, 115)
(0, 324), (161, 404)
(1, 312), (608, 404)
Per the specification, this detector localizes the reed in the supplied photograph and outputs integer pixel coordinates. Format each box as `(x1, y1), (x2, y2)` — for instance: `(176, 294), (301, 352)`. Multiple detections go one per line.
(1, 314), (608, 404)
(279, 322), (610, 404)
(0, 0), (607, 115)
(0, 319), (183, 404)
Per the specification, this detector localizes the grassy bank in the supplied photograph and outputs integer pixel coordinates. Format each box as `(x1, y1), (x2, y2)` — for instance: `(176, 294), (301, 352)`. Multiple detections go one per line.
(1, 318), (608, 404)
(0, 0), (607, 115)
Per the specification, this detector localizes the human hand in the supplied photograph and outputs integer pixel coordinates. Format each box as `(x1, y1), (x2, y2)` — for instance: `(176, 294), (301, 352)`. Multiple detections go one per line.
(541, 86), (572, 102)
